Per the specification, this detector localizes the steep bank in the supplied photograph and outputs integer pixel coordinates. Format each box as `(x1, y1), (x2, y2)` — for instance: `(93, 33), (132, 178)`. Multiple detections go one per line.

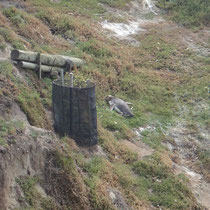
(0, 0), (209, 209)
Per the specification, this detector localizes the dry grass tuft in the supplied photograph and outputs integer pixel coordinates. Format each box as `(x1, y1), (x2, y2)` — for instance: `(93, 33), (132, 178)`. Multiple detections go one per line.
(159, 151), (173, 168)
(0, 11), (9, 27)
(98, 124), (138, 163)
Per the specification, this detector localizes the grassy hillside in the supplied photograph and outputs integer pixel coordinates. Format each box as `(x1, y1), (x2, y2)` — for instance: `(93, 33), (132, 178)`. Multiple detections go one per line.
(156, 0), (210, 27)
(0, 0), (209, 209)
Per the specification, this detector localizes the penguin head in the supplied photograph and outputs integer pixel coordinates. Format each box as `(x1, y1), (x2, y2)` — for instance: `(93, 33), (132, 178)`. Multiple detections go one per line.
(105, 95), (115, 102)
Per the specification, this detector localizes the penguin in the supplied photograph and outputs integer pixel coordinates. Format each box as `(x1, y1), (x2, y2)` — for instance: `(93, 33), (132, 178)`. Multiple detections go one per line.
(105, 95), (134, 117)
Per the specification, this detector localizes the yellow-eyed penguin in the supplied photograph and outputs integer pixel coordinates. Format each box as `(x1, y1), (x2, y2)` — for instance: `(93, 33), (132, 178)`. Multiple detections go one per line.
(105, 95), (134, 117)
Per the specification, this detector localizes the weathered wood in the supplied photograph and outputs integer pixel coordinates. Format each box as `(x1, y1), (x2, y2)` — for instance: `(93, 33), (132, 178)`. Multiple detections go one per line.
(11, 50), (85, 68)
(65, 59), (74, 72)
(37, 53), (42, 79)
(17, 61), (63, 72)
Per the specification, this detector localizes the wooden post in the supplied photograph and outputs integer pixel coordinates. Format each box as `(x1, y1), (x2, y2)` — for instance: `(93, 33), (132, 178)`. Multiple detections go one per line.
(65, 59), (74, 73)
(61, 69), (64, 86)
(86, 79), (90, 86)
(37, 53), (41, 79)
(70, 73), (73, 87)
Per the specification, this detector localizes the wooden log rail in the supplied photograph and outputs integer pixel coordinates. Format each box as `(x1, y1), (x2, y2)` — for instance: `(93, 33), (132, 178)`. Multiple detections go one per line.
(11, 50), (85, 69)
(17, 61), (63, 73)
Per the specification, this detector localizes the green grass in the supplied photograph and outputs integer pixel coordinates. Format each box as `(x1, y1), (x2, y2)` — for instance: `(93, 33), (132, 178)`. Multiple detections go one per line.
(0, 136), (7, 147)
(84, 158), (107, 207)
(0, 27), (25, 49)
(114, 163), (137, 189)
(36, 10), (77, 39)
(17, 87), (47, 127)
(198, 149), (210, 171)
(0, 37), (6, 50)
(156, 0), (210, 27)
(100, 0), (131, 8)
(111, 154), (196, 209)
(141, 130), (166, 150)
(84, 157), (105, 176)
(98, 107), (134, 139)
(0, 117), (24, 147)
(3, 7), (26, 26)
(77, 39), (113, 58)
(0, 60), (15, 81)
(16, 176), (39, 206)
(30, 0), (131, 17)
(132, 154), (195, 209)
(16, 176), (57, 210)
(84, 158), (115, 210)
(0, 61), (51, 129)
(175, 64), (209, 129)
(56, 141), (115, 209)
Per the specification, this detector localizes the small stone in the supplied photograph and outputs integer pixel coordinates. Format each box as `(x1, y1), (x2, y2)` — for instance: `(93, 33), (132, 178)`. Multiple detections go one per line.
(0, 145), (7, 154)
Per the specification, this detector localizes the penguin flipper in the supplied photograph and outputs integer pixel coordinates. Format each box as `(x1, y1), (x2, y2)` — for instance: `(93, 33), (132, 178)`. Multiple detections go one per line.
(110, 104), (115, 111)
(114, 106), (123, 115)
